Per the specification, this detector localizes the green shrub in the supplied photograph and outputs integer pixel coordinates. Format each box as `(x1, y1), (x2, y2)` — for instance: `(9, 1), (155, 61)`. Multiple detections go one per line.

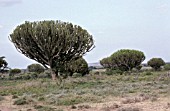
(147, 58), (165, 70)
(9, 73), (37, 80)
(110, 49), (145, 71)
(38, 70), (51, 78)
(144, 72), (153, 76)
(29, 72), (38, 79)
(38, 73), (50, 78)
(9, 68), (21, 76)
(27, 64), (45, 73)
(21, 74), (31, 80)
(164, 64), (170, 71)
(63, 57), (89, 77)
(106, 69), (123, 75)
(14, 76), (23, 80)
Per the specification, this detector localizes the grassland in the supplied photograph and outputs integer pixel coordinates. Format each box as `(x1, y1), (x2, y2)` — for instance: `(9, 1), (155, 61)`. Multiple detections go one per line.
(0, 70), (170, 111)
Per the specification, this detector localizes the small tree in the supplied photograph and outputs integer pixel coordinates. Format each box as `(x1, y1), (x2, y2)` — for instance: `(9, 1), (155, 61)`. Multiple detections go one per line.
(110, 49), (145, 71)
(27, 64), (45, 73)
(9, 68), (21, 76)
(0, 56), (8, 72)
(64, 57), (88, 76)
(147, 58), (165, 70)
(9, 20), (94, 80)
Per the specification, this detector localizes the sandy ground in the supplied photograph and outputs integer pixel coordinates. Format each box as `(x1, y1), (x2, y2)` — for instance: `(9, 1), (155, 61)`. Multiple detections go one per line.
(0, 96), (170, 111)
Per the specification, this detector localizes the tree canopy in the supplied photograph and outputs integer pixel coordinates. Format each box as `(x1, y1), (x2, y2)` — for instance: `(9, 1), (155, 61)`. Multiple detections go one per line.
(100, 57), (112, 68)
(27, 64), (45, 73)
(9, 20), (95, 80)
(100, 49), (145, 71)
(110, 49), (145, 71)
(147, 58), (165, 70)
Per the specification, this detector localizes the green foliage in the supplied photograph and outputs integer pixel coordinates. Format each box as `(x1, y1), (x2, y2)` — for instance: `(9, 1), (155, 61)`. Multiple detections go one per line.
(164, 64), (170, 71)
(0, 56), (8, 72)
(102, 49), (145, 71)
(9, 20), (95, 80)
(111, 49), (145, 71)
(38, 70), (51, 78)
(144, 72), (153, 76)
(8, 72), (39, 80)
(9, 68), (21, 76)
(147, 58), (165, 70)
(100, 57), (112, 68)
(105, 69), (123, 75)
(27, 64), (45, 73)
(64, 57), (89, 76)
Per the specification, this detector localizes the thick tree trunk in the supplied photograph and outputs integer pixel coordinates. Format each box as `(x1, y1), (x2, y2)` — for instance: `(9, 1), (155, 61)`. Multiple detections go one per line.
(50, 69), (58, 80)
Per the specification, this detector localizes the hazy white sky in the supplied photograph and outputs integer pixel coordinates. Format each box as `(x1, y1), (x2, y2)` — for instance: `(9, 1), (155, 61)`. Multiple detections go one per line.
(0, 0), (170, 68)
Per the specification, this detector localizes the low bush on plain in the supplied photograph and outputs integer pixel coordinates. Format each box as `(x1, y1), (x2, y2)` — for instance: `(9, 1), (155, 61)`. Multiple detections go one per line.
(27, 64), (45, 73)
(9, 68), (21, 76)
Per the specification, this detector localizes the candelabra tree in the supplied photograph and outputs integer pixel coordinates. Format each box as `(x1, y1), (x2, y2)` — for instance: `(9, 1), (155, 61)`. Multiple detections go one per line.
(9, 20), (95, 80)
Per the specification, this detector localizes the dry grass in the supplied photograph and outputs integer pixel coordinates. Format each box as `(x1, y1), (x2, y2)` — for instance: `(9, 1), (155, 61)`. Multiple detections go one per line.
(0, 70), (170, 111)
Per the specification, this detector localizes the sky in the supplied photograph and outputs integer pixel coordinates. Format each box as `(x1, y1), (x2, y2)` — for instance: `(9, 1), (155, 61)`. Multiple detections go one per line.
(0, 0), (170, 69)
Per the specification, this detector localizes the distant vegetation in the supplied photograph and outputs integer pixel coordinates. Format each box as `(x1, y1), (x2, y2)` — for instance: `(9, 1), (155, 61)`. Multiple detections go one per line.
(27, 64), (45, 74)
(100, 49), (145, 75)
(9, 68), (21, 76)
(147, 58), (165, 71)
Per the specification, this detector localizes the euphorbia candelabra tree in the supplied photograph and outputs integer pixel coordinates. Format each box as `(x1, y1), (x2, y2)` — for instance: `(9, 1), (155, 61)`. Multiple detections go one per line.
(9, 20), (94, 80)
